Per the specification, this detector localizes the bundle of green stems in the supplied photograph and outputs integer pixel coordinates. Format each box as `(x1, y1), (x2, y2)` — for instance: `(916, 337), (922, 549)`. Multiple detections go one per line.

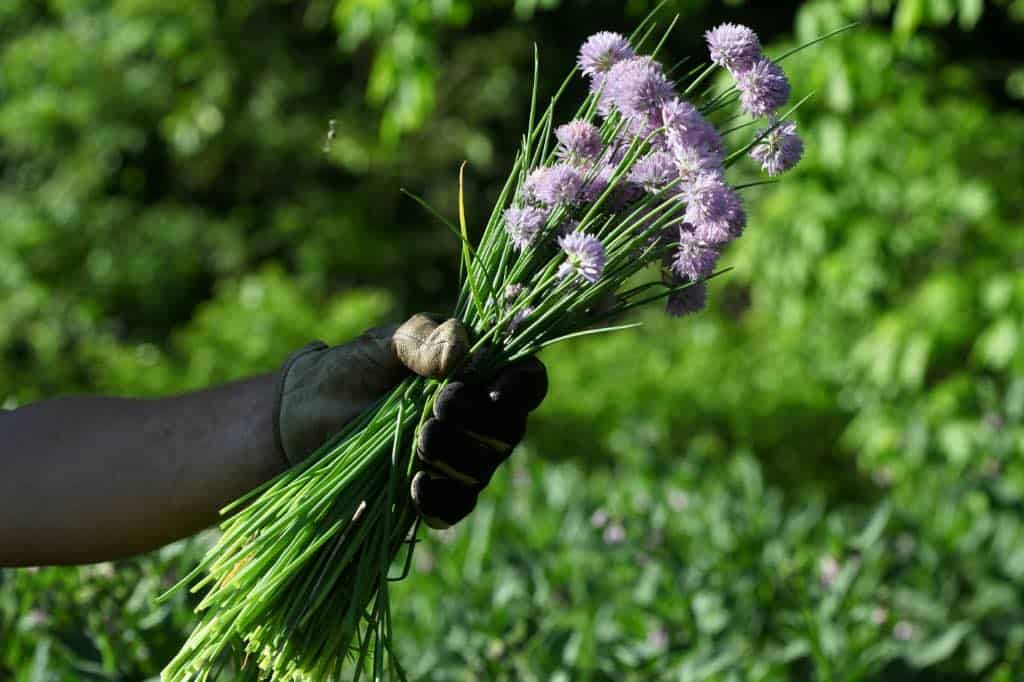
(160, 9), (851, 679)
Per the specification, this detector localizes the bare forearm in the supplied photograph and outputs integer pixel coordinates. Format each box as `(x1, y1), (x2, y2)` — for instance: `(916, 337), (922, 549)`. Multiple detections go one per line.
(0, 373), (285, 566)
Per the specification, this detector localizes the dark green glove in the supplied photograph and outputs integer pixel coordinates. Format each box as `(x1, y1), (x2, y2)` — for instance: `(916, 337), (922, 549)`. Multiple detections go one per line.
(274, 314), (469, 466)
(274, 314), (548, 529)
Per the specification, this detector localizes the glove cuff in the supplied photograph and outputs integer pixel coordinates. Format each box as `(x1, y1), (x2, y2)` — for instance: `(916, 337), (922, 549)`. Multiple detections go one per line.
(273, 340), (329, 468)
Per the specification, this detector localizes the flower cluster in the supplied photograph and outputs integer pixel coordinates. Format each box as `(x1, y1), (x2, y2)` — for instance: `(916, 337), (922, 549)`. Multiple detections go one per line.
(705, 22), (791, 118)
(604, 56), (675, 135)
(578, 31), (634, 81)
(750, 120), (804, 176)
(498, 24), (805, 319)
(574, 31), (758, 313)
(703, 25), (804, 178)
(557, 231), (607, 283)
(502, 205), (548, 251)
(629, 151), (677, 192)
(555, 120), (603, 162)
(736, 59), (790, 118)
(668, 225), (720, 280)
(704, 23), (761, 72)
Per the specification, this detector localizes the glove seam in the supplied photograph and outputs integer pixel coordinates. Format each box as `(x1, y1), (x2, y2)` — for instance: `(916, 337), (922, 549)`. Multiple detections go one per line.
(273, 340), (329, 468)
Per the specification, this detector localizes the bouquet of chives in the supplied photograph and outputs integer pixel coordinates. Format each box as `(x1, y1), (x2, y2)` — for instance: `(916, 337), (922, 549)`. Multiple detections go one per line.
(160, 12), (852, 681)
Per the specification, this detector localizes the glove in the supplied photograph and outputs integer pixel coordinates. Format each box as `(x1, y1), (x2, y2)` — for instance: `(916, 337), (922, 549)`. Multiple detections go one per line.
(275, 313), (470, 465)
(273, 314), (548, 529)
(411, 356), (548, 529)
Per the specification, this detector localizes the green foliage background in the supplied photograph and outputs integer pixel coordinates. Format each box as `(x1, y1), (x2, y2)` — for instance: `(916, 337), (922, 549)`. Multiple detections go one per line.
(2, 0), (1023, 679)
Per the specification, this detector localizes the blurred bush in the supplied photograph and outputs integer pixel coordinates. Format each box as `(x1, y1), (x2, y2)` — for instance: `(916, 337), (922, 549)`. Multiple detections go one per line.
(1, 0), (1023, 680)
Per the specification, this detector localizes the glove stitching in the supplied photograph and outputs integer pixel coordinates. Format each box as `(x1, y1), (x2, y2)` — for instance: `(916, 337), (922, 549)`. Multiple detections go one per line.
(461, 428), (515, 454)
(423, 460), (482, 488)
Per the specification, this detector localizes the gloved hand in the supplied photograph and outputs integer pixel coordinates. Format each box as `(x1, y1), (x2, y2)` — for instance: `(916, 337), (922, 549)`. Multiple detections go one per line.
(412, 355), (547, 528)
(274, 313), (548, 529)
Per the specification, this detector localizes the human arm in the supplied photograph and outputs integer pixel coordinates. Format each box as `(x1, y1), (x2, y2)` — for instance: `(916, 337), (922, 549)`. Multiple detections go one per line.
(0, 314), (547, 566)
(0, 373), (282, 566)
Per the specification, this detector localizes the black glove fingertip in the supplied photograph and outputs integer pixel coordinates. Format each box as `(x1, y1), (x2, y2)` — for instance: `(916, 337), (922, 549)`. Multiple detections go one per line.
(487, 356), (548, 413)
(432, 381), (484, 423)
(411, 471), (478, 529)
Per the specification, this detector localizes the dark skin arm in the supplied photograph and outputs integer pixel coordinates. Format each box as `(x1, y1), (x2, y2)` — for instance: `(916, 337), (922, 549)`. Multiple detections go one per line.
(0, 315), (548, 567)
(0, 373), (284, 566)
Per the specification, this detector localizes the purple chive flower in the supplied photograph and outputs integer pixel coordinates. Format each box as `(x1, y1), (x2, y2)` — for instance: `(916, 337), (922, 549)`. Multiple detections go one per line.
(669, 226), (720, 279)
(750, 120), (804, 176)
(605, 56), (675, 130)
(557, 231), (607, 284)
(555, 120), (603, 162)
(682, 173), (746, 245)
(661, 98), (724, 162)
(503, 206), (548, 251)
(675, 143), (724, 185)
(504, 283), (532, 333)
(629, 151), (677, 192)
(535, 163), (584, 206)
(665, 279), (708, 317)
(520, 167), (549, 203)
(705, 23), (762, 73)
(578, 32), (634, 80)
(508, 305), (535, 333)
(736, 58), (791, 117)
